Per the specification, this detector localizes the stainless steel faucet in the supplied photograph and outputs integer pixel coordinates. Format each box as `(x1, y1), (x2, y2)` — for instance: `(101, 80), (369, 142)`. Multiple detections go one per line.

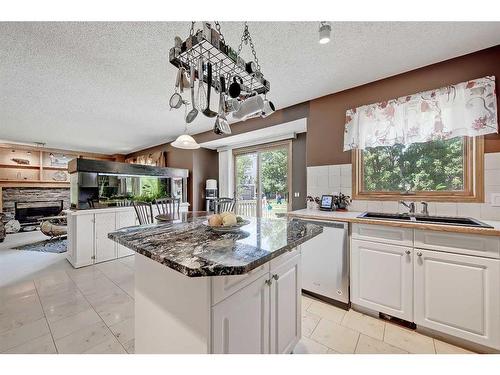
(399, 201), (416, 216)
(420, 201), (429, 216)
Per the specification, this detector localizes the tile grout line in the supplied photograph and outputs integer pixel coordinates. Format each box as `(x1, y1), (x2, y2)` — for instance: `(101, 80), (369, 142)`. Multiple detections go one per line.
(65, 265), (131, 353)
(33, 280), (58, 354)
(353, 332), (361, 354)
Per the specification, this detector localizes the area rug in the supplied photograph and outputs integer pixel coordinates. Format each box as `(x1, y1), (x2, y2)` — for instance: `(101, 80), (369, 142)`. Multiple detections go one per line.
(13, 238), (67, 253)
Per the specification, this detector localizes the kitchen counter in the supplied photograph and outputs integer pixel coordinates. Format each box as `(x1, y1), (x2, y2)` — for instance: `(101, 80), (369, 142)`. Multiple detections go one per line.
(108, 214), (323, 277)
(288, 209), (500, 237)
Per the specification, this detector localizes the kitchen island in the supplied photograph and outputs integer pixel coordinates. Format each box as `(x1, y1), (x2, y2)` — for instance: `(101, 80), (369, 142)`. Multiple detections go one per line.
(108, 213), (322, 354)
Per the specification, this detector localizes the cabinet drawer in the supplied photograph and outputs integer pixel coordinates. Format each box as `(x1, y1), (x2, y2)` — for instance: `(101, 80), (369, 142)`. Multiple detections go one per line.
(415, 230), (500, 259)
(211, 263), (270, 305)
(352, 224), (413, 247)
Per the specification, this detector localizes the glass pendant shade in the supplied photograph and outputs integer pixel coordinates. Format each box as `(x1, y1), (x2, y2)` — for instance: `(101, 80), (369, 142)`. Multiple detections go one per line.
(171, 134), (200, 149)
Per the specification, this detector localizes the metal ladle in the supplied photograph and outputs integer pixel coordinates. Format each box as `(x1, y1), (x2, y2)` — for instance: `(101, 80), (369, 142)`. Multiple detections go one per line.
(186, 64), (198, 123)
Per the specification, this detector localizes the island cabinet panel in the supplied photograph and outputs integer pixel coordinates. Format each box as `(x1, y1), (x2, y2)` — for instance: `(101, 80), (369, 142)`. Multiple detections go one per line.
(270, 254), (301, 354)
(135, 254), (211, 354)
(94, 212), (117, 263)
(212, 263), (270, 305)
(414, 249), (500, 350)
(212, 273), (270, 354)
(351, 239), (413, 321)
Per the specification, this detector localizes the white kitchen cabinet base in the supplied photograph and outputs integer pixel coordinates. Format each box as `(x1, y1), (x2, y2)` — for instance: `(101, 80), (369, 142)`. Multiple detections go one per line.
(135, 250), (302, 354)
(135, 254), (211, 354)
(351, 239), (413, 321)
(414, 249), (500, 350)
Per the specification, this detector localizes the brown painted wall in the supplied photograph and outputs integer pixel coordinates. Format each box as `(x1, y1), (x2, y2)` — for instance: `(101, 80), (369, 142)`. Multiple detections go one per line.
(161, 145), (219, 211)
(186, 45), (500, 167)
(306, 45), (500, 166)
(192, 148), (219, 211)
(127, 46), (500, 197)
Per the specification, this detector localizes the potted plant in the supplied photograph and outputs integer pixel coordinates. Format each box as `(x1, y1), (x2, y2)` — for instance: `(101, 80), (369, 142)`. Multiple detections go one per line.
(334, 193), (351, 211)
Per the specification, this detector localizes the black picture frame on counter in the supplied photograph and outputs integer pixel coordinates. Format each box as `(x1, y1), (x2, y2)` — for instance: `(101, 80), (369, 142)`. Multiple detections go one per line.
(319, 195), (335, 211)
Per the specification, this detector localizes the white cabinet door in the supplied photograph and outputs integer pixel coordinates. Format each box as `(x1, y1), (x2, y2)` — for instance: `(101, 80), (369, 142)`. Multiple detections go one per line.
(270, 254), (301, 354)
(116, 209), (136, 257)
(94, 212), (117, 263)
(212, 273), (270, 354)
(414, 249), (500, 350)
(69, 214), (95, 267)
(351, 239), (413, 321)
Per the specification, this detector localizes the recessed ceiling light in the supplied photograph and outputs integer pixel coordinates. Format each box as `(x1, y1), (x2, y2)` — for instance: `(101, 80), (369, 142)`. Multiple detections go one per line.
(319, 22), (331, 44)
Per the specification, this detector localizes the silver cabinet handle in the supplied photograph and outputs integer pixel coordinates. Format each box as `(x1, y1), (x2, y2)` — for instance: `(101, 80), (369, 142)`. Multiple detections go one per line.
(405, 250), (411, 255)
(417, 251), (423, 257)
(272, 274), (279, 280)
(265, 279), (272, 286)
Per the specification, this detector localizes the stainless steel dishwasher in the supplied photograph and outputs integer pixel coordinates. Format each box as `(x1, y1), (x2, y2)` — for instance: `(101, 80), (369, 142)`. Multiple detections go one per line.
(300, 219), (349, 306)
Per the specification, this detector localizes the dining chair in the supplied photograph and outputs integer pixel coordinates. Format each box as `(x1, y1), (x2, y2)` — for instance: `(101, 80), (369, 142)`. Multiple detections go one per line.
(214, 198), (236, 214)
(132, 201), (154, 225)
(117, 200), (132, 207)
(155, 197), (181, 221)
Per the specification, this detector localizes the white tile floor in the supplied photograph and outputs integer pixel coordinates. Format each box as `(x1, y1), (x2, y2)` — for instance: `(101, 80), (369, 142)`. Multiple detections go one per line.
(0, 232), (475, 354)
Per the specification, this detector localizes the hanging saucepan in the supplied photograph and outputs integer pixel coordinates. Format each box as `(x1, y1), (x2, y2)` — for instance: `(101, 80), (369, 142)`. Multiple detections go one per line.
(228, 75), (244, 98)
(169, 68), (184, 110)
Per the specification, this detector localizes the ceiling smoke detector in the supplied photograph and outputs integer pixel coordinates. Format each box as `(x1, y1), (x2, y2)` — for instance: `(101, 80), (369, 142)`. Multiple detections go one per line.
(319, 22), (331, 44)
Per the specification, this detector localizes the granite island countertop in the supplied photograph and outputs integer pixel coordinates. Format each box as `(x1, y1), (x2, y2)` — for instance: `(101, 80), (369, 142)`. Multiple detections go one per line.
(108, 215), (323, 277)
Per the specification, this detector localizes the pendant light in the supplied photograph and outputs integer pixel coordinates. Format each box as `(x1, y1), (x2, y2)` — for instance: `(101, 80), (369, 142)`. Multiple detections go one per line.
(172, 108), (200, 149)
(171, 133), (200, 149)
(319, 22), (331, 44)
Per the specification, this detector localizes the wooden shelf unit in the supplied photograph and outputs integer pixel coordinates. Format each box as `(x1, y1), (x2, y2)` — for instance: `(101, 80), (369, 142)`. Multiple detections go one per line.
(0, 143), (122, 189)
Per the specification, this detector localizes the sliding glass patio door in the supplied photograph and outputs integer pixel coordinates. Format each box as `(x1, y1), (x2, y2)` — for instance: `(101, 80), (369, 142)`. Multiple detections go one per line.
(233, 141), (291, 218)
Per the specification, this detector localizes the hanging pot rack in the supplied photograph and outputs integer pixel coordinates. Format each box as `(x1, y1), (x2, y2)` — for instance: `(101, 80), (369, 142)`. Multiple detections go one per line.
(169, 22), (270, 96)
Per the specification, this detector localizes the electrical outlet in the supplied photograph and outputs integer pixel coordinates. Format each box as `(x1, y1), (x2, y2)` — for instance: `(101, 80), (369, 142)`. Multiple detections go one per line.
(491, 193), (500, 207)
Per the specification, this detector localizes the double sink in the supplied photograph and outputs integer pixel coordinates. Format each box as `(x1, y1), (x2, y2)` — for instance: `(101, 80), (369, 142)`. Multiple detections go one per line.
(358, 212), (493, 229)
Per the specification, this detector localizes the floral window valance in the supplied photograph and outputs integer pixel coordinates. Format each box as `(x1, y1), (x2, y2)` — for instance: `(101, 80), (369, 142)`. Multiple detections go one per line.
(344, 76), (498, 151)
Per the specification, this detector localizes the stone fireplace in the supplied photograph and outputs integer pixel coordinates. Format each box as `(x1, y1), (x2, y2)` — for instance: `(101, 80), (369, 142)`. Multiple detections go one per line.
(1, 187), (70, 221)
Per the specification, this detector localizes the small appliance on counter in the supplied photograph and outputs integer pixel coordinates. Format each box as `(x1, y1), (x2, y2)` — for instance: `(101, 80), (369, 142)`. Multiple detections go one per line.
(205, 179), (218, 212)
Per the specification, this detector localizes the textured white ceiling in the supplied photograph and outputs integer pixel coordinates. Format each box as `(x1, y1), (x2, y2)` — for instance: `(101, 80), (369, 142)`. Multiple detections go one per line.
(1, 22), (499, 154)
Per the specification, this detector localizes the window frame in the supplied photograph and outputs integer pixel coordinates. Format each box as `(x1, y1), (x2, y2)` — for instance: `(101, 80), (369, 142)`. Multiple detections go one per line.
(352, 136), (484, 202)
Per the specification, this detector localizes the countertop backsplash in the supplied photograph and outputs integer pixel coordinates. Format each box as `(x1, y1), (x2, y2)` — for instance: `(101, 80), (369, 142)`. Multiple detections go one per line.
(306, 152), (500, 221)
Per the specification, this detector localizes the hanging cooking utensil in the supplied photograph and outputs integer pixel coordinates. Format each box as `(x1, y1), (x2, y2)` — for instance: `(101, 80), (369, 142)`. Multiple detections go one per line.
(214, 76), (231, 135)
(202, 62), (218, 118)
(197, 57), (207, 111)
(179, 67), (190, 93)
(228, 75), (243, 98)
(218, 75), (231, 134)
(186, 64), (198, 123)
(169, 68), (184, 110)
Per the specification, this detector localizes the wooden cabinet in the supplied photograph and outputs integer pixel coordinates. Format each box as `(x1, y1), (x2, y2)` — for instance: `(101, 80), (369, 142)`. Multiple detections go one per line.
(414, 249), (500, 349)
(270, 254), (301, 354)
(211, 251), (301, 354)
(212, 273), (270, 354)
(351, 239), (413, 321)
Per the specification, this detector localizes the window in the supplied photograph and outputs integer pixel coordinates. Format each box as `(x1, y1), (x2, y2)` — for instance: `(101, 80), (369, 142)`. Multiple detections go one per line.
(352, 136), (483, 202)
